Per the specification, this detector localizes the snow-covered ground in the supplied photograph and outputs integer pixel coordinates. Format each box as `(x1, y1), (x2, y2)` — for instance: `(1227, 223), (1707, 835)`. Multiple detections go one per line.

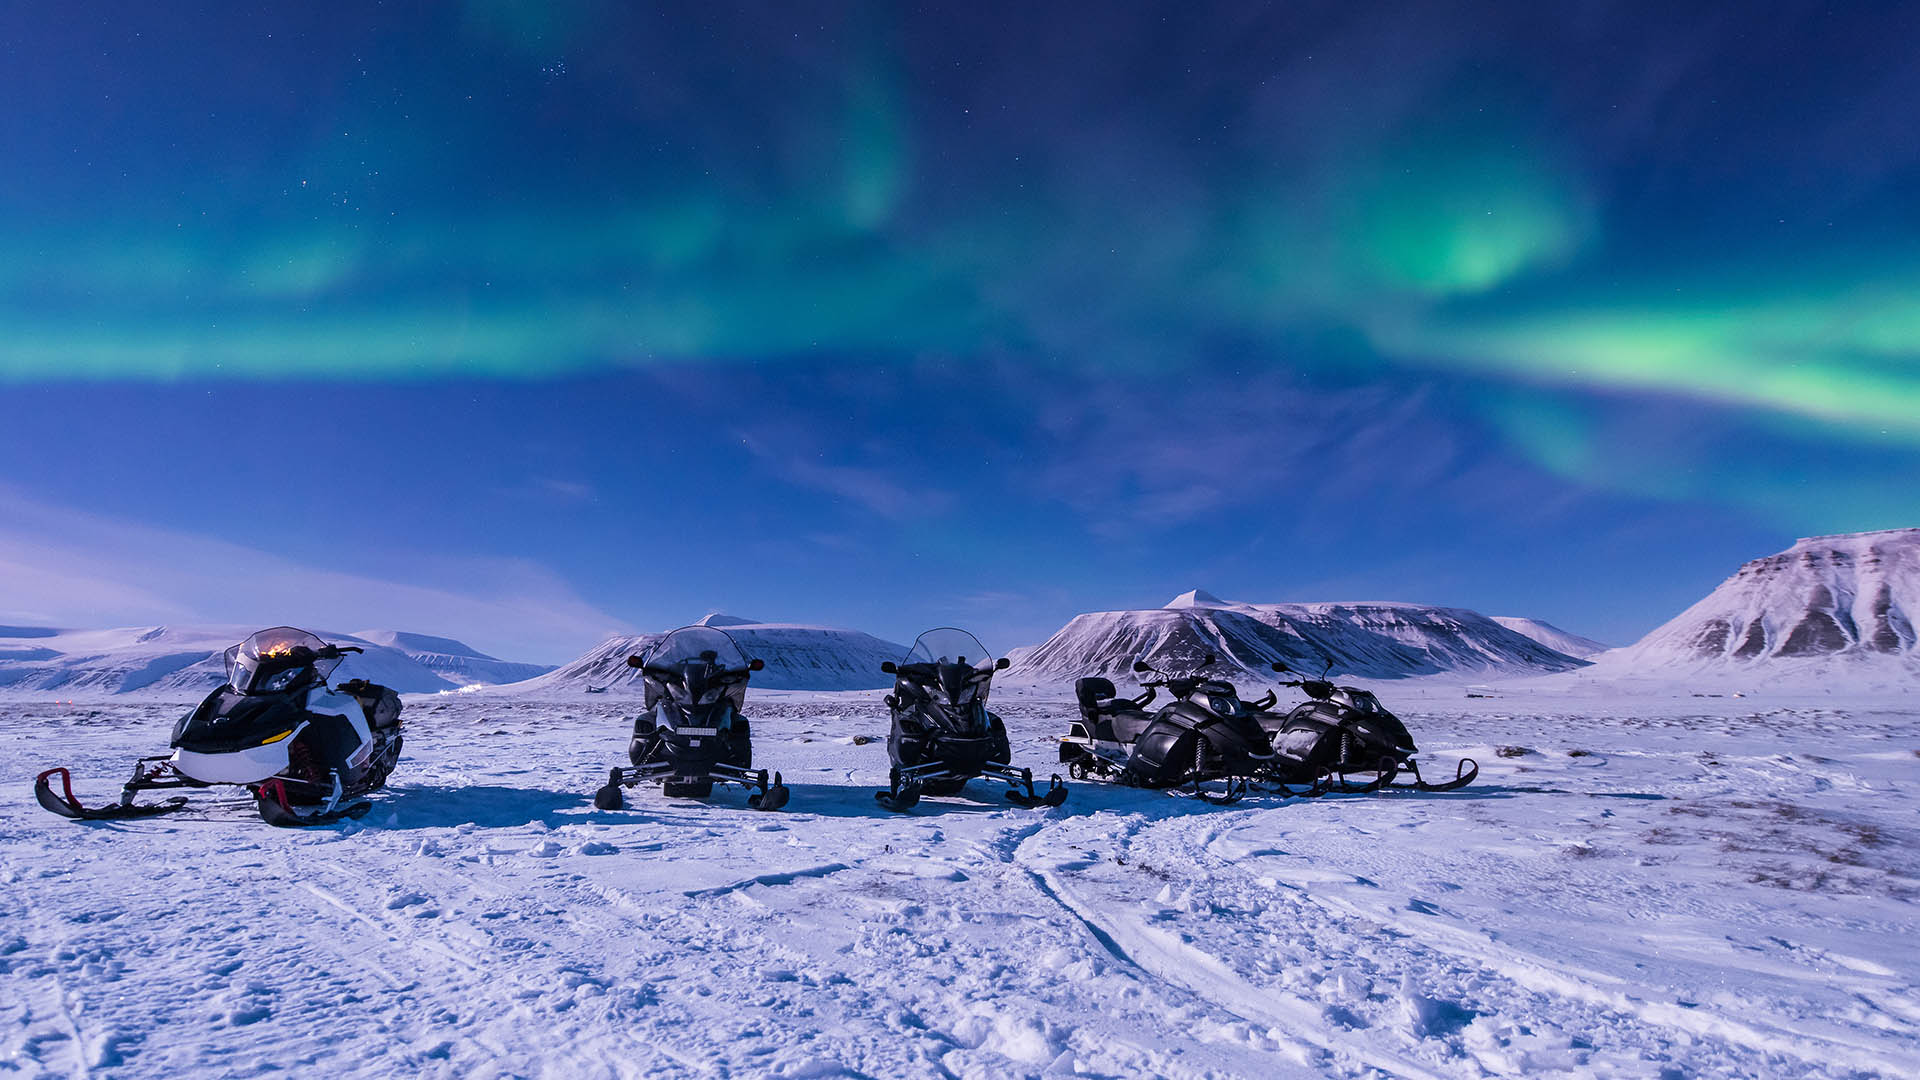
(2, 686), (1916, 1078)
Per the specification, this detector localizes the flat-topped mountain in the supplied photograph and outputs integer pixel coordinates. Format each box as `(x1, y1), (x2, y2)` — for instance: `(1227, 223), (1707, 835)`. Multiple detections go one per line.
(507, 614), (906, 693)
(1006, 591), (1587, 683)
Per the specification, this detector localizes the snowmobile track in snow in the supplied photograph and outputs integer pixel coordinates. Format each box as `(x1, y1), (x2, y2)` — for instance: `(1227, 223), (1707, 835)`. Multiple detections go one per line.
(2, 695), (1916, 1078)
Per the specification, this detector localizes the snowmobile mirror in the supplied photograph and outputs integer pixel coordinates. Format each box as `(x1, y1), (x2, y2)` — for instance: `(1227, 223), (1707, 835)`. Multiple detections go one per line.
(995, 657), (1010, 670)
(881, 661), (898, 674)
(1271, 661), (1290, 672)
(1203, 653), (1216, 667)
(626, 655), (645, 669)
(749, 658), (764, 671)
(1132, 661), (1153, 673)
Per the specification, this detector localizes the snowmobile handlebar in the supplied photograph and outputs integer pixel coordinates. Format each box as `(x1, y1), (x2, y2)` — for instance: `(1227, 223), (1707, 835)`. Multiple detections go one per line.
(320, 645), (364, 658)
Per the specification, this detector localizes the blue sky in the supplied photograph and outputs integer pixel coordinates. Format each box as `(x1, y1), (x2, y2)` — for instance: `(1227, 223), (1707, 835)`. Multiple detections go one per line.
(2, 2), (1916, 662)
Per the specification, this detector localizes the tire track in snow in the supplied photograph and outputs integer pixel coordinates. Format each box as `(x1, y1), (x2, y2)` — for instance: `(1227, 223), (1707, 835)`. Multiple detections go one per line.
(1016, 820), (1445, 1080)
(1241, 819), (1920, 1078)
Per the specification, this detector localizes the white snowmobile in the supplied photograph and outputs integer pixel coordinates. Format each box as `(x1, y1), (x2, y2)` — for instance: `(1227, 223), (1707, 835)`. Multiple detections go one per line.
(874, 628), (1066, 812)
(592, 626), (790, 811)
(34, 627), (405, 827)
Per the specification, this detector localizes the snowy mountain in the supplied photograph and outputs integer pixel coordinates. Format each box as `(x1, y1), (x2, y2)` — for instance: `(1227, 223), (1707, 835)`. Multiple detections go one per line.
(350, 630), (554, 687)
(0, 625), (548, 696)
(1006, 591), (1587, 684)
(508, 614), (907, 694)
(1492, 617), (1610, 659)
(1603, 528), (1920, 671)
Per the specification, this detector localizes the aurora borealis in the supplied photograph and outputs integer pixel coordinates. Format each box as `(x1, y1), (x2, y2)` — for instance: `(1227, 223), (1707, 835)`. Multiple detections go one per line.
(2, 2), (1916, 658)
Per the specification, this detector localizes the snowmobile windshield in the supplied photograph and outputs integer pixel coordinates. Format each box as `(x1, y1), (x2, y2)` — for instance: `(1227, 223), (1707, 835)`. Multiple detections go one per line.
(642, 626), (752, 705)
(1341, 689), (1384, 713)
(1199, 680), (1245, 717)
(224, 627), (341, 695)
(900, 628), (996, 705)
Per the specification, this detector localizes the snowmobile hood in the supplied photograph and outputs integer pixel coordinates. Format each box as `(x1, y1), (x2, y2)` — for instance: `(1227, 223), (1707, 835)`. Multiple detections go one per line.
(172, 737), (301, 785)
(173, 688), (308, 756)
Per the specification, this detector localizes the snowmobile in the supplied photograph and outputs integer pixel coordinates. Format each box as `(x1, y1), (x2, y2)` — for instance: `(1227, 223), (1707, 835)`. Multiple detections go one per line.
(592, 626), (790, 811)
(873, 628), (1067, 812)
(1059, 654), (1279, 803)
(33, 627), (405, 827)
(1258, 661), (1478, 793)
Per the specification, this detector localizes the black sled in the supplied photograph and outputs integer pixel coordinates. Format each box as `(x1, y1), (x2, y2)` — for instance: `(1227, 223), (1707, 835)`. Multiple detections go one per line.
(592, 626), (790, 812)
(1060, 654), (1278, 804)
(1258, 661), (1478, 794)
(874, 628), (1066, 812)
(34, 627), (404, 827)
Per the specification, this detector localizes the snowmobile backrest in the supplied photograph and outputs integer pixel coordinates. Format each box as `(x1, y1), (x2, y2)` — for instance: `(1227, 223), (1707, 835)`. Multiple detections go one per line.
(1075, 677), (1118, 711)
(337, 679), (403, 733)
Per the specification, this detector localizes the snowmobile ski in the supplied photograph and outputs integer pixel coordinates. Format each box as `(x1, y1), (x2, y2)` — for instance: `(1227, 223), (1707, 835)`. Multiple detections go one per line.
(33, 767), (189, 821)
(253, 778), (372, 828)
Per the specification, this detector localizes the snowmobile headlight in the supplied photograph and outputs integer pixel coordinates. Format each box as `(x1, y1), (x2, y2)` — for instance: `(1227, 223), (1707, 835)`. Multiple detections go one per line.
(1209, 693), (1242, 717)
(696, 685), (726, 705)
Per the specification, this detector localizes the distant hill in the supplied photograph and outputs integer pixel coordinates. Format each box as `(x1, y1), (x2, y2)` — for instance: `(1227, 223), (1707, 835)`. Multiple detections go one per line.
(1005, 591), (1587, 684)
(1492, 617), (1609, 659)
(0, 625), (551, 696)
(506, 613), (907, 694)
(1598, 529), (1920, 672)
(350, 629), (554, 687)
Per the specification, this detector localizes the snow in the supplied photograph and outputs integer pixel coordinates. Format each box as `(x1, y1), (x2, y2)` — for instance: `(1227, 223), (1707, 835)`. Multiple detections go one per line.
(1492, 617), (1610, 660)
(1007, 594), (1586, 685)
(3, 683), (1916, 1078)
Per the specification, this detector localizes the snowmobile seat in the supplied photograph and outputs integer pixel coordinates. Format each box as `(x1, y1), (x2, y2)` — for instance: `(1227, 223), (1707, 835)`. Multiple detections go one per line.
(1075, 677), (1118, 712)
(336, 679), (402, 733)
(1075, 678), (1154, 744)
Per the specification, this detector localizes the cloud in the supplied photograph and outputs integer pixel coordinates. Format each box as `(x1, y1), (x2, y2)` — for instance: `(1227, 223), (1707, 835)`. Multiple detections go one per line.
(0, 487), (627, 663)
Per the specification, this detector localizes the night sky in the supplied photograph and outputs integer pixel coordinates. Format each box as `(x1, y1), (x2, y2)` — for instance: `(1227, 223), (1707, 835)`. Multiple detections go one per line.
(3, 2), (1916, 662)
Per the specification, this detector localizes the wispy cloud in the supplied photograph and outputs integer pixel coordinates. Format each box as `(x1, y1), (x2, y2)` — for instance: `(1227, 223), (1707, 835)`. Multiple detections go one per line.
(734, 429), (956, 521)
(0, 486), (628, 663)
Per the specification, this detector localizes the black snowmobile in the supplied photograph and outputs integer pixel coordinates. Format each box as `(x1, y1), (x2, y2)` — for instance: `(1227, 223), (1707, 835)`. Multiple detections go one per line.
(874, 628), (1066, 812)
(1257, 661), (1479, 793)
(34, 627), (405, 827)
(1059, 654), (1279, 803)
(592, 626), (790, 811)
